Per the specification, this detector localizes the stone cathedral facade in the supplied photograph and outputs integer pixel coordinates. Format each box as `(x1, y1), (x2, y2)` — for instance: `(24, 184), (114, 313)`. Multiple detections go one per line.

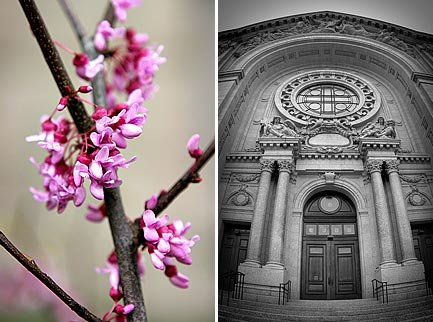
(218, 11), (433, 301)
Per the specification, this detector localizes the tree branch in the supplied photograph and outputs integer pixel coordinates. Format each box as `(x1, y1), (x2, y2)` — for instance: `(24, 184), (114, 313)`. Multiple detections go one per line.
(19, 1), (146, 321)
(0, 231), (102, 322)
(57, 0), (106, 106)
(18, 0), (93, 134)
(57, 2), (147, 321)
(133, 138), (215, 245)
(102, 2), (116, 26)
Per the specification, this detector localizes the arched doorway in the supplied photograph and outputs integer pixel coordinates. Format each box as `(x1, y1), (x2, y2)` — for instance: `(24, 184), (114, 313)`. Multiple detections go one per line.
(301, 191), (362, 300)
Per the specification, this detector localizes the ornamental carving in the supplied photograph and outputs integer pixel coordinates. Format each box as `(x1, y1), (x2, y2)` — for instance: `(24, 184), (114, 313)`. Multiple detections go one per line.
(257, 116), (300, 138)
(232, 173), (260, 183)
(399, 175), (427, 184)
(260, 159), (275, 172)
(366, 160), (384, 173)
(407, 185), (431, 207)
(232, 17), (415, 58)
(230, 184), (252, 207)
(277, 160), (294, 172)
(385, 160), (400, 173)
(275, 71), (381, 128)
(359, 117), (397, 139)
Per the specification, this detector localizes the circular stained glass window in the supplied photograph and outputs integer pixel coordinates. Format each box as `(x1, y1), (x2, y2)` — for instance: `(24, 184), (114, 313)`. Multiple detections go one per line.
(275, 71), (381, 126)
(296, 84), (360, 117)
(319, 196), (340, 214)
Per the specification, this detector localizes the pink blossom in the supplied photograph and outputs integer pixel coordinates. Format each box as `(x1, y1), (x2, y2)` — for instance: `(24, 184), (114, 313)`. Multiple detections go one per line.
(94, 20), (126, 51)
(164, 258), (190, 289)
(187, 134), (203, 159)
(73, 53), (105, 81)
(114, 303), (135, 315)
(85, 203), (107, 222)
(145, 194), (158, 210)
(111, 0), (142, 21)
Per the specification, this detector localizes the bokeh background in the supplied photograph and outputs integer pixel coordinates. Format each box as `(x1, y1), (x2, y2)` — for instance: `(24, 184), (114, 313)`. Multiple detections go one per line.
(0, 1), (214, 321)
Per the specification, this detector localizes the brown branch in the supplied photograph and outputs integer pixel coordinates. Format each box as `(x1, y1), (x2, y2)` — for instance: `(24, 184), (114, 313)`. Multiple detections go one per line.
(19, 1), (146, 321)
(57, 2), (146, 321)
(133, 138), (215, 244)
(0, 231), (102, 322)
(102, 2), (116, 26)
(18, 0), (93, 134)
(57, 0), (106, 106)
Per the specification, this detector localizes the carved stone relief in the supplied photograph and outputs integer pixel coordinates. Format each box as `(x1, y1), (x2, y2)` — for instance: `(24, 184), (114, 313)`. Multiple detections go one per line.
(231, 173), (260, 184)
(230, 18), (415, 58)
(226, 184), (253, 207)
(406, 185), (432, 207)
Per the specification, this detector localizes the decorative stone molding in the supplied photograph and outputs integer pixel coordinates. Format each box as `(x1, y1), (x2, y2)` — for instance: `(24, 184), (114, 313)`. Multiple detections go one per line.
(228, 15), (417, 58)
(366, 160), (384, 173)
(277, 160), (294, 173)
(299, 153), (360, 160)
(226, 154), (261, 162)
(385, 160), (400, 174)
(407, 185), (430, 207)
(316, 146), (343, 154)
(231, 173), (260, 183)
(318, 172), (341, 184)
(399, 174), (427, 183)
(397, 155), (431, 163)
(260, 159), (275, 172)
(359, 138), (401, 152)
(230, 184), (252, 207)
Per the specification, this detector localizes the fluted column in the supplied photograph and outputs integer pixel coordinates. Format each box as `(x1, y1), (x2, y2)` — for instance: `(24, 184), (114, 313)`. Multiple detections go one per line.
(244, 159), (274, 265)
(385, 160), (418, 263)
(266, 160), (293, 266)
(367, 160), (397, 265)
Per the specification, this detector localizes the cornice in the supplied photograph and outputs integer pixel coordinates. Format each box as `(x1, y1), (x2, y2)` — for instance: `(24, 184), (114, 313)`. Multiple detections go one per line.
(219, 11), (433, 43)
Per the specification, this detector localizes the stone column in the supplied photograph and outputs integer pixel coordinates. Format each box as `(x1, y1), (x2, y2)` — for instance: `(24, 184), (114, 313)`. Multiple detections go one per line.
(266, 160), (293, 267)
(244, 159), (274, 266)
(367, 160), (397, 265)
(385, 160), (418, 263)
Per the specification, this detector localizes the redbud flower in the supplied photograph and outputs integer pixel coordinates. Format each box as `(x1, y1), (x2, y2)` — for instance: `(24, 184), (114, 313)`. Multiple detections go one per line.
(114, 303), (135, 315)
(145, 194), (158, 210)
(56, 96), (69, 111)
(111, 0), (142, 22)
(85, 203), (107, 222)
(187, 134), (203, 159)
(73, 53), (105, 81)
(94, 20), (126, 51)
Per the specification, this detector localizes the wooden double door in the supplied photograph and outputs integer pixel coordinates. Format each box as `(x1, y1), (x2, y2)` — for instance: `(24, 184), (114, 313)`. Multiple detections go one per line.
(219, 225), (250, 275)
(301, 238), (361, 300)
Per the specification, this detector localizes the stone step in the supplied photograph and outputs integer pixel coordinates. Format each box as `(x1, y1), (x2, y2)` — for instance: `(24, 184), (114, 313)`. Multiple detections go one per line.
(223, 298), (433, 316)
(219, 306), (433, 322)
(219, 296), (433, 322)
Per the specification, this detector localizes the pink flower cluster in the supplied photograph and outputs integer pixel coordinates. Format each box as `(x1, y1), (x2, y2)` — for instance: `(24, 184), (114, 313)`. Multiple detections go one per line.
(97, 251), (143, 321)
(27, 116), (85, 213)
(111, 0), (142, 22)
(73, 89), (147, 200)
(141, 210), (199, 288)
(94, 20), (166, 104)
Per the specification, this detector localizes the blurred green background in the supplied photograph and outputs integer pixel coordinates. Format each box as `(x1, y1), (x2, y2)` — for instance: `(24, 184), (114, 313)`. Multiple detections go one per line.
(0, 0), (215, 321)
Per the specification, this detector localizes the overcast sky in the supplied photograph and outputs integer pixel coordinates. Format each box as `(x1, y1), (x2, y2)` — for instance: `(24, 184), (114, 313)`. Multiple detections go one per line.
(219, 0), (433, 34)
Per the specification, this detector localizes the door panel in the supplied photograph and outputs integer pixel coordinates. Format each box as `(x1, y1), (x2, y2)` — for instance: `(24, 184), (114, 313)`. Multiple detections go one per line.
(302, 240), (360, 299)
(412, 226), (433, 289)
(219, 228), (249, 275)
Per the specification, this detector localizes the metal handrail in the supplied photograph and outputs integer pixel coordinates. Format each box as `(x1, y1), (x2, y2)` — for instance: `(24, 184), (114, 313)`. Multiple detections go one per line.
(425, 269), (433, 296)
(218, 271), (245, 306)
(278, 279), (291, 305)
(371, 278), (389, 303)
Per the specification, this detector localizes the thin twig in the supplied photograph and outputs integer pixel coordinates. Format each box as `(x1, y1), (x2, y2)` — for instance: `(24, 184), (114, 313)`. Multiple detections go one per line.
(57, 2), (146, 321)
(19, 1), (146, 321)
(0, 231), (102, 322)
(18, 0), (93, 134)
(57, 0), (106, 106)
(102, 2), (116, 26)
(133, 138), (215, 245)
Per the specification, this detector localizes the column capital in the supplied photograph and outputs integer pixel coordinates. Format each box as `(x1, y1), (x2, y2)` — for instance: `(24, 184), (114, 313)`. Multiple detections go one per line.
(366, 159), (384, 174)
(385, 160), (400, 174)
(276, 160), (294, 173)
(260, 159), (275, 172)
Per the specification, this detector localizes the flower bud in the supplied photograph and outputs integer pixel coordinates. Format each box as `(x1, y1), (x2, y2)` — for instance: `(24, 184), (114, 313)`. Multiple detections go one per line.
(78, 85), (93, 93)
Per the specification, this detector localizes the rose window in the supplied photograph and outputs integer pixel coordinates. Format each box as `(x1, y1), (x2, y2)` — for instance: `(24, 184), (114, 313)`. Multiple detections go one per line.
(275, 71), (381, 126)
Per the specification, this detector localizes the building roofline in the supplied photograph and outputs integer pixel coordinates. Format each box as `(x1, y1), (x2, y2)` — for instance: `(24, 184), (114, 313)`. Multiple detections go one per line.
(219, 10), (433, 43)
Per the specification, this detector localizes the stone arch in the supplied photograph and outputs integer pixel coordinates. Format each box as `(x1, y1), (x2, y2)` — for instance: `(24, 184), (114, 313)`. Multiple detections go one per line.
(292, 177), (368, 215)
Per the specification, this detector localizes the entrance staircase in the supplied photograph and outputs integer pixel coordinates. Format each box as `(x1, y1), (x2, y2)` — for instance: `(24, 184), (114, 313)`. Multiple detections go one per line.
(219, 296), (433, 321)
